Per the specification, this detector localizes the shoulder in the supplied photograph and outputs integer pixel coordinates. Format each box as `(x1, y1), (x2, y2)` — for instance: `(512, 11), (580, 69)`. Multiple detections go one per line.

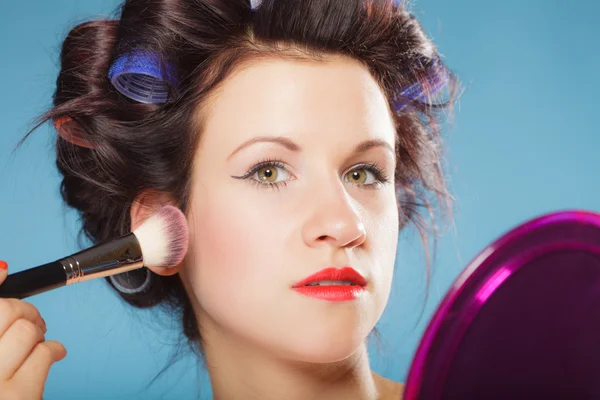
(372, 372), (404, 399)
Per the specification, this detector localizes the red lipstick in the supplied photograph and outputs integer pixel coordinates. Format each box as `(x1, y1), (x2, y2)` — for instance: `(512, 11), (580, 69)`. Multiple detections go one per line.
(292, 267), (367, 301)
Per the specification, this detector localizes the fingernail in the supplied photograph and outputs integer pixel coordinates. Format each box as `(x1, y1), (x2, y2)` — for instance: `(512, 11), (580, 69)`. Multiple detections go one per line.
(0, 260), (7, 270)
(41, 317), (47, 334)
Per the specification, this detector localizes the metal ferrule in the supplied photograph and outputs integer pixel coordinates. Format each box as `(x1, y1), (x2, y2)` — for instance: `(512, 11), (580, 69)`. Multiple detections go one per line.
(59, 233), (144, 285)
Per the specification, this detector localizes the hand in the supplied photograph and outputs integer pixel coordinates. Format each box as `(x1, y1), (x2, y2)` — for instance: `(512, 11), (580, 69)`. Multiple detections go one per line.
(0, 261), (67, 399)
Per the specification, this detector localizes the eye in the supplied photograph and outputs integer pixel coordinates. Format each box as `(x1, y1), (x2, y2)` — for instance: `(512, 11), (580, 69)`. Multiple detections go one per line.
(344, 163), (390, 188)
(231, 159), (293, 191)
(254, 164), (290, 184)
(231, 160), (390, 191)
(346, 169), (371, 184)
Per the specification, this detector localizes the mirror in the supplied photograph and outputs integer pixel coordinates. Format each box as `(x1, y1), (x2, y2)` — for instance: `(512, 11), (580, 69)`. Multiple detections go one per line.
(404, 210), (600, 399)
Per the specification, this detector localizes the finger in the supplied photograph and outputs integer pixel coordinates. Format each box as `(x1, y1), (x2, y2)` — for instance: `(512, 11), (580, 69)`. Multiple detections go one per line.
(0, 318), (45, 380)
(0, 260), (7, 285)
(0, 298), (47, 338)
(0, 261), (46, 335)
(11, 340), (67, 397)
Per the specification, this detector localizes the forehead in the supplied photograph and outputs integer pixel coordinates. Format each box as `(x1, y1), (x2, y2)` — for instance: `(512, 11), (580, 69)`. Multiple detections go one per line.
(199, 56), (396, 150)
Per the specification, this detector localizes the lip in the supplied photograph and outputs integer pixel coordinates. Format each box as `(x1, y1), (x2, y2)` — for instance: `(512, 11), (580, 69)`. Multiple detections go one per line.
(292, 266), (367, 288)
(291, 267), (367, 302)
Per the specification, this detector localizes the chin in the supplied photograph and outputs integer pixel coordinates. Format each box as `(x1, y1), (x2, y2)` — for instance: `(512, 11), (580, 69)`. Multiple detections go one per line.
(279, 324), (371, 364)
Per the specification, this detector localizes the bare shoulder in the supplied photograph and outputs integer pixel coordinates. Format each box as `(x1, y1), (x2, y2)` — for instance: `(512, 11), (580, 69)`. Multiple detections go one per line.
(372, 372), (405, 399)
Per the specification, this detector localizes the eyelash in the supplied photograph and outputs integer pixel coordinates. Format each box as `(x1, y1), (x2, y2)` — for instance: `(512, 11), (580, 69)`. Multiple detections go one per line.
(232, 157), (391, 191)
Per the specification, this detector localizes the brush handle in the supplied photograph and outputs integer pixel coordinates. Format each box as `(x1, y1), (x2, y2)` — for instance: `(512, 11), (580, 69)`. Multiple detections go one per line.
(0, 261), (66, 299)
(0, 233), (145, 300)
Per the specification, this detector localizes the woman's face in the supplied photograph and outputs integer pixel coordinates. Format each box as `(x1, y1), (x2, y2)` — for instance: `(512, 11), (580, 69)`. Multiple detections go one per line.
(184, 55), (399, 363)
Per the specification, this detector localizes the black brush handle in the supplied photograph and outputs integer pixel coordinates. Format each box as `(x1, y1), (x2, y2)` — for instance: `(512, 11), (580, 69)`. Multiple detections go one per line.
(0, 261), (66, 299)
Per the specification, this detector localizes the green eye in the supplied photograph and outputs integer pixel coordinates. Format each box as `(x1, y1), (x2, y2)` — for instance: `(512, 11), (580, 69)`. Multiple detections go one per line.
(257, 166), (278, 183)
(230, 159), (291, 190)
(343, 164), (390, 188)
(232, 160), (389, 191)
(346, 169), (368, 184)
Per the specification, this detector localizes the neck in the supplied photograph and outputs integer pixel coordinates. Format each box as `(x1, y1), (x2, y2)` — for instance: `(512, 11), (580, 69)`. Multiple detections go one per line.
(201, 314), (380, 400)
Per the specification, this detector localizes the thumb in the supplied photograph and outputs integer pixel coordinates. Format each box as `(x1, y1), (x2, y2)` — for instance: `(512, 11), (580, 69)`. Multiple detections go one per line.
(0, 260), (7, 284)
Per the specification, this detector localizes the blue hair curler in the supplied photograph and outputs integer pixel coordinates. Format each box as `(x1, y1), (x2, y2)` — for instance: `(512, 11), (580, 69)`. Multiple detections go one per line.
(108, 49), (177, 104)
(250, 0), (263, 10)
(393, 61), (450, 112)
(109, 269), (152, 295)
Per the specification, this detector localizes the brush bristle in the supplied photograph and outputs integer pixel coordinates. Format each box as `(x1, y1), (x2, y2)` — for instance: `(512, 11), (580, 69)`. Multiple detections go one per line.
(132, 205), (189, 268)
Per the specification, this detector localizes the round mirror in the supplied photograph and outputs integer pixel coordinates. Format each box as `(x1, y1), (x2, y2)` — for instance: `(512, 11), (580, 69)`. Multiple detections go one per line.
(404, 210), (600, 399)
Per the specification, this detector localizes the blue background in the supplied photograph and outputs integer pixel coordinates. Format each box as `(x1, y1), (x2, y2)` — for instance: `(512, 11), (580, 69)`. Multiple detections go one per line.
(1, 0), (599, 398)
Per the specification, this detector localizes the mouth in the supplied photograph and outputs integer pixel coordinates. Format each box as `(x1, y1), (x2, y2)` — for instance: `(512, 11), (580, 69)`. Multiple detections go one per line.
(303, 280), (360, 287)
(291, 267), (367, 301)
(292, 266), (367, 288)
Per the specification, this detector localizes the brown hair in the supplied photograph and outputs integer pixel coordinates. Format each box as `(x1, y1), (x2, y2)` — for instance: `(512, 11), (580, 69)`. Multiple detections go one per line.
(18, 0), (459, 385)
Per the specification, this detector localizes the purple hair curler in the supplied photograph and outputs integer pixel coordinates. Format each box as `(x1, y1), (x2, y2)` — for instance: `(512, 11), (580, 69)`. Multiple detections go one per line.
(393, 60), (450, 112)
(403, 209), (600, 399)
(108, 49), (177, 104)
(108, 0), (267, 103)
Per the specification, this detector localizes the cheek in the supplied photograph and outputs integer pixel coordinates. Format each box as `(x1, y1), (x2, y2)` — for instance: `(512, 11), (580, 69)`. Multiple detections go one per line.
(184, 188), (292, 314)
(369, 194), (400, 304)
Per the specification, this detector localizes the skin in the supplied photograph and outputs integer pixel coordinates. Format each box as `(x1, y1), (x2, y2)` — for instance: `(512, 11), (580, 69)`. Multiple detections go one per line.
(0, 264), (68, 399)
(138, 55), (404, 399)
(0, 54), (405, 398)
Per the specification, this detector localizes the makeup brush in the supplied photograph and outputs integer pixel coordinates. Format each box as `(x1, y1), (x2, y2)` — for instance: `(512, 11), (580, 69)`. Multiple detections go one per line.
(0, 205), (189, 299)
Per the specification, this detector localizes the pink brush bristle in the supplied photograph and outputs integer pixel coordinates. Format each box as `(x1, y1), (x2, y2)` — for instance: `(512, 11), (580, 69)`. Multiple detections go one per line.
(158, 205), (189, 267)
(134, 205), (189, 268)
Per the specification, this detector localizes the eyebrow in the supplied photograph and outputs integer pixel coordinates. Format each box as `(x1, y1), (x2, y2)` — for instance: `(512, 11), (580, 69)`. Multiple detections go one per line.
(227, 136), (395, 160)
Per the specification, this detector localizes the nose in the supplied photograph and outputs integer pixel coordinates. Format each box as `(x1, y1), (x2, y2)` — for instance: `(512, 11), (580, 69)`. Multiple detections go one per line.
(301, 182), (367, 249)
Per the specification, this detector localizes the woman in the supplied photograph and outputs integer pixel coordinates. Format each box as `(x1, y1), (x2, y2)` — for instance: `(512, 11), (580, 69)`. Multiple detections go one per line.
(0, 0), (458, 398)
